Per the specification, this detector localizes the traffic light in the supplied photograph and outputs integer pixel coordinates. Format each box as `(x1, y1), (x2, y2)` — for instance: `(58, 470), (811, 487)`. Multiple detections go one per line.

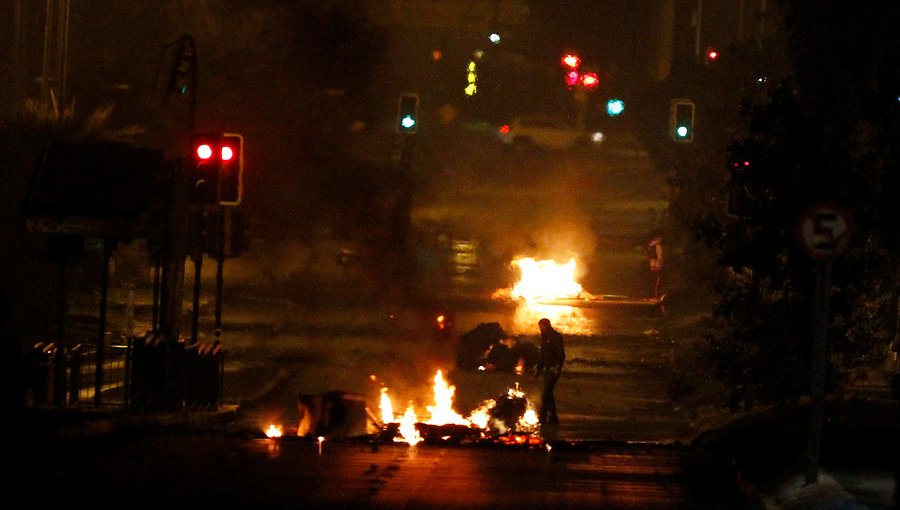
(606, 98), (625, 117)
(219, 133), (244, 206)
(188, 133), (221, 204)
(560, 53), (581, 70)
(168, 34), (196, 95)
(705, 47), (719, 65)
(670, 99), (695, 142)
(580, 72), (600, 90)
(397, 92), (420, 133)
(187, 133), (244, 205)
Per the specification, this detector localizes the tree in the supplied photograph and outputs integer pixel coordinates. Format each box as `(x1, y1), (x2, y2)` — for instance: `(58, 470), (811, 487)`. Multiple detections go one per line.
(699, 1), (900, 408)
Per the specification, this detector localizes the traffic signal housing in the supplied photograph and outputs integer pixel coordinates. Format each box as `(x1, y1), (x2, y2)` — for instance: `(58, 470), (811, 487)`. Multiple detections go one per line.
(188, 133), (221, 204)
(219, 133), (244, 206)
(187, 133), (244, 205)
(397, 92), (419, 133)
(168, 34), (196, 95)
(670, 99), (695, 142)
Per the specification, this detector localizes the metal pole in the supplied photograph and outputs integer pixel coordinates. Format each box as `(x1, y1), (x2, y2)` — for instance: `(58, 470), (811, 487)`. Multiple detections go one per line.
(805, 261), (830, 484)
(53, 257), (67, 406)
(214, 207), (225, 343)
(94, 239), (112, 407)
(190, 246), (202, 345)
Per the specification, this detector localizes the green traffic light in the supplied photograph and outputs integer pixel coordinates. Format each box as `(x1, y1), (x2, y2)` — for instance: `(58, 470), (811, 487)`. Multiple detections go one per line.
(606, 99), (625, 117)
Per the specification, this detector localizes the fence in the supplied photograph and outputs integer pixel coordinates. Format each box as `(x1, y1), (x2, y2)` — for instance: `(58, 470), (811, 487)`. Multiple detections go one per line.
(25, 333), (224, 412)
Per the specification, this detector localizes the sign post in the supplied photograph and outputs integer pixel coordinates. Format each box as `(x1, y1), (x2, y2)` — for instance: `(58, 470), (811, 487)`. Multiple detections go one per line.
(796, 204), (850, 484)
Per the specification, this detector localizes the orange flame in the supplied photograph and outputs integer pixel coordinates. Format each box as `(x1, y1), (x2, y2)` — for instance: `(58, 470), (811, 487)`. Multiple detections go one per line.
(379, 387), (395, 424)
(425, 369), (469, 426)
(510, 257), (582, 303)
(264, 423), (283, 438)
(395, 405), (422, 445)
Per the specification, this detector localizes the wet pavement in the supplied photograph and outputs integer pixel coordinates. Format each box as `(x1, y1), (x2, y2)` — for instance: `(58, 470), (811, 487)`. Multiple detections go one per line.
(10, 409), (750, 510)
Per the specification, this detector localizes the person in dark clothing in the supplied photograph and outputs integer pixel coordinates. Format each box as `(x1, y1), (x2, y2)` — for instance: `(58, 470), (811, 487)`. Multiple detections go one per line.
(535, 318), (565, 424)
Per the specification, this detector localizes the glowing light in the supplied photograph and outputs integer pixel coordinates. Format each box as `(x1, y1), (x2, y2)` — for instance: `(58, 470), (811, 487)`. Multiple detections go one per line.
(607, 98), (625, 116)
(466, 60), (478, 96)
(581, 72), (600, 89)
(499, 124), (510, 134)
(395, 405), (423, 445)
(565, 70), (580, 87)
(264, 423), (283, 438)
(561, 53), (581, 69)
(221, 146), (234, 161)
(379, 387), (395, 424)
(426, 370), (469, 426)
(676, 125), (689, 138)
(196, 144), (213, 160)
(510, 257), (583, 303)
(401, 115), (416, 129)
(489, 33), (501, 44)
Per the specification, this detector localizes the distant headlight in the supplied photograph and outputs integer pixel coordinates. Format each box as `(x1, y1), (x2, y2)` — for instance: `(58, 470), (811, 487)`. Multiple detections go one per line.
(589, 131), (605, 144)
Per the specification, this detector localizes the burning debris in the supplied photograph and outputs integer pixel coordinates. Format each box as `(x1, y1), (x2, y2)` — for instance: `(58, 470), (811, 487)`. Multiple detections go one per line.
(372, 370), (541, 446)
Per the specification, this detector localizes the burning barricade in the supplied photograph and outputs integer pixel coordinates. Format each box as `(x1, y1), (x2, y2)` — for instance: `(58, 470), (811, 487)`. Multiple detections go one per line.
(275, 369), (541, 447)
(372, 370), (540, 445)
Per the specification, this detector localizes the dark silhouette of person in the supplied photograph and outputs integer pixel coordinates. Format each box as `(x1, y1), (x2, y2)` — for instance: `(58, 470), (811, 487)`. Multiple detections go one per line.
(535, 318), (565, 424)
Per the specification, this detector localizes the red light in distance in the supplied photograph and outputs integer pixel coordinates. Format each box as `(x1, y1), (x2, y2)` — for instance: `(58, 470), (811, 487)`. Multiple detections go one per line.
(196, 144), (213, 160)
(565, 70), (580, 87)
(561, 53), (581, 69)
(221, 146), (234, 161)
(581, 72), (599, 89)
(499, 125), (510, 134)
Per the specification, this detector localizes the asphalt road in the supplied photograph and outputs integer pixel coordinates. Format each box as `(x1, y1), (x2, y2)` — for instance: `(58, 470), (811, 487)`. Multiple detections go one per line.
(11, 421), (749, 510)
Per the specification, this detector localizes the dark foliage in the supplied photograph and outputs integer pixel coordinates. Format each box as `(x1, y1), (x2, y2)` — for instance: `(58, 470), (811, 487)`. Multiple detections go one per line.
(697, 1), (900, 408)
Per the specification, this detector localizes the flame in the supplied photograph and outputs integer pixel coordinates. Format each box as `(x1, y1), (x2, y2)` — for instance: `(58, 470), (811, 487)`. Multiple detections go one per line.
(378, 370), (540, 443)
(425, 369), (469, 426)
(264, 423), (283, 438)
(379, 387), (395, 424)
(395, 405), (423, 445)
(510, 257), (582, 303)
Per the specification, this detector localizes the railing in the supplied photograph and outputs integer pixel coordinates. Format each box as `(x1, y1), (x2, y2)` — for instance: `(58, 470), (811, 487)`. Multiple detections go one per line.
(25, 333), (224, 412)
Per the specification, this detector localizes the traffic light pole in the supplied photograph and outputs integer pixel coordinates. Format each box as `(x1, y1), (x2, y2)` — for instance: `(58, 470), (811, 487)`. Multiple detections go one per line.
(189, 208), (203, 345)
(214, 207), (225, 344)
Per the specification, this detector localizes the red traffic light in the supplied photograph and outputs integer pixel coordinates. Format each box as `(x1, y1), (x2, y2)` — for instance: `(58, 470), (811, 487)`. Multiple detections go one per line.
(196, 143), (213, 160)
(561, 53), (581, 69)
(221, 145), (235, 161)
(581, 72), (600, 89)
(706, 47), (719, 64)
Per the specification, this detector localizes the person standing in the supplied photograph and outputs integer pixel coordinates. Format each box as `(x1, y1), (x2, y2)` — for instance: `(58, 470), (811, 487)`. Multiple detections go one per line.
(535, 318), (565, 425)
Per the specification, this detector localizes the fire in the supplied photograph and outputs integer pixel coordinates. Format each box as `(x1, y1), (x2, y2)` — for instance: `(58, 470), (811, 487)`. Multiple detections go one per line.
(378, 369), (541, 444)
(491, 255), (596, 334)
(510, 256), (583, 303)
(379, 387), (395, 424)
(425, 370), (469, 426)
(264, 423), (284, 438)
(395, 405), (423, 445)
